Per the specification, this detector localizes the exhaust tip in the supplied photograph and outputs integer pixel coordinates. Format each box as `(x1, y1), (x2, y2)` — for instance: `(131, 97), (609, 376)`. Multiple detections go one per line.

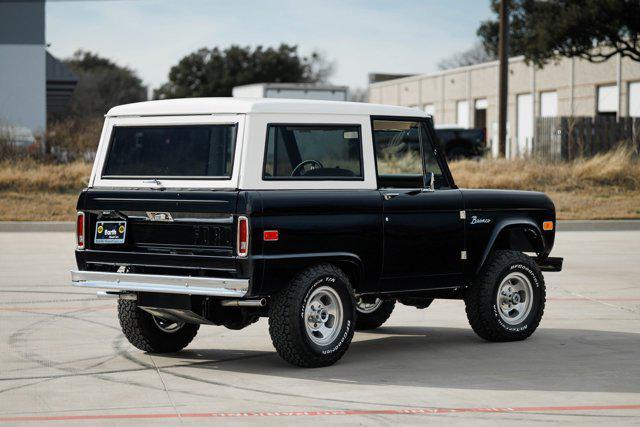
(220, 298), (267, 307)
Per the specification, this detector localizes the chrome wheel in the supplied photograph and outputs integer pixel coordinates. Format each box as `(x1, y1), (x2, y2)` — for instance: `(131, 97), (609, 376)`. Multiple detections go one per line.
(496, 272), (533, 325)
(356, 297), (383, 314)
(153, 316), (185, 333)
(304, 286), (344, 346)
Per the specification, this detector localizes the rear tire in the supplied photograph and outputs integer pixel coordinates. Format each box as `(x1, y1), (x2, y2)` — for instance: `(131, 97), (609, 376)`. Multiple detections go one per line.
(355, 298), (395, 330)
(268, 264), (356, 368)
(465, 250), (545, 342)
(118, 300), (199, 353)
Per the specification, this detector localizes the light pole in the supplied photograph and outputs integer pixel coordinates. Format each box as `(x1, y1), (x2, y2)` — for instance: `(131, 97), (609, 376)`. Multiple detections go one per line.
(498, 0), (509, 157)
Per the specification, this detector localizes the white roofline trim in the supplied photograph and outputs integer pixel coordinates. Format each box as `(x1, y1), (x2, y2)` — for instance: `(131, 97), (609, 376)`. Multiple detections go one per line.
(106, 98), (427, 118)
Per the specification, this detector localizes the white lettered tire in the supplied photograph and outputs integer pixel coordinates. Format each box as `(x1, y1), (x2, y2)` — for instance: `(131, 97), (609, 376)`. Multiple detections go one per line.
(355, 298), (395, 330)
(268, 264), (356, 367)
(465, 250), (546, 341)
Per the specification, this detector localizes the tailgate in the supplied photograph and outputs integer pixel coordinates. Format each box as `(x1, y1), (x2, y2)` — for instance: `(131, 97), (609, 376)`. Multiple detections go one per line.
(77, 188), (240, 273)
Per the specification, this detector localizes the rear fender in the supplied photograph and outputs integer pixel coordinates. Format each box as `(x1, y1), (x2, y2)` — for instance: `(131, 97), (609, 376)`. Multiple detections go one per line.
(251, 253), (365, 296)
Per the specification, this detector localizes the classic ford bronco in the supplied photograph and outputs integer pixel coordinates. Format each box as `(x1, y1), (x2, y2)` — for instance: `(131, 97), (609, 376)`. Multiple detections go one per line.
(71, 98), (562, 367)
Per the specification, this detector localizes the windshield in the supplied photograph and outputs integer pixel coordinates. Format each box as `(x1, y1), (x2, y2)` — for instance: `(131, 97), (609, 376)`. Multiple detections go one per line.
(102, 124), (237, 179)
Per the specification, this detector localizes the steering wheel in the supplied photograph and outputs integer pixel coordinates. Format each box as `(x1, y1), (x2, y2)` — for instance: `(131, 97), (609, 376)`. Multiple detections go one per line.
(291, 159), (324, 176)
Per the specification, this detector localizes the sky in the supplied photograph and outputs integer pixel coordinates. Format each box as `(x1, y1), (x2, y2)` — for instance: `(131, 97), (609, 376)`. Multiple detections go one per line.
(46, 0), (493, 92)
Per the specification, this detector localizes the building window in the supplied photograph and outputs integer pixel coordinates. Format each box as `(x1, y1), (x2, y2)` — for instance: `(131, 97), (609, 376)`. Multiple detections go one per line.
(456, 100), (469, 128)
(597, 84), (618, 117)
(540, 91), (558, 117)
(629, 82), (640, 117)
(424, 104), (436, 117)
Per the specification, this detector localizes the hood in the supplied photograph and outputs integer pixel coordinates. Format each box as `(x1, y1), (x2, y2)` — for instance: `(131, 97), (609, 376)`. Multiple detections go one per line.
(460, 189), (555, 212)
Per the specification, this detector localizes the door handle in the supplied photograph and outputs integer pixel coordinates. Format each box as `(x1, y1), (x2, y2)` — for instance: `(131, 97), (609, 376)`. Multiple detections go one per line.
(383, 193), (400, 200)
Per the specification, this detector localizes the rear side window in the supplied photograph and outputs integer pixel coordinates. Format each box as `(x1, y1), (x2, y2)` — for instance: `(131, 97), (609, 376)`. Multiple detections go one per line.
(263, 124), (363, 179)
(102, 125), (237, 178)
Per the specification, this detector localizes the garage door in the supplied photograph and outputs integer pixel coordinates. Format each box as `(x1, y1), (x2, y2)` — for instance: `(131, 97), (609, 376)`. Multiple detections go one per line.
(540, 91), (558, 117)
(630, 82), (640, 117)
(517, 93), (533, 157)
(456, 101), (469, 128)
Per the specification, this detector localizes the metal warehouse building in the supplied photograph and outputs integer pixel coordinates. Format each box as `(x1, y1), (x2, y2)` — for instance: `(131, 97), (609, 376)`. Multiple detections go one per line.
(368, 55), (640, 158)
(0, 0), (76, 146)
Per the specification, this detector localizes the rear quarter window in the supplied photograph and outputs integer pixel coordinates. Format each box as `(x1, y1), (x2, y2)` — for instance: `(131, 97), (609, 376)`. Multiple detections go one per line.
(263, 124), (363, 180)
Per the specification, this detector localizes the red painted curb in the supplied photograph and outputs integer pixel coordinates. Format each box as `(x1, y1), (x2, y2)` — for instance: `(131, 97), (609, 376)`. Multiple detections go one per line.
(2, 404), (639, 422)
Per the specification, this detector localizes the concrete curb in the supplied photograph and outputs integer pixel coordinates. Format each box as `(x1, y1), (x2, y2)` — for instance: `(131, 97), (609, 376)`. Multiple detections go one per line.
(556, 220), (640, 232)
(1, 220), (639, 233)
(0, 222), (75, 232)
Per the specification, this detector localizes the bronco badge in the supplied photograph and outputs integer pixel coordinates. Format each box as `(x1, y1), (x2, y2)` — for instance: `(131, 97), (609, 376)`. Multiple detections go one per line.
(470, 215), (491, 224)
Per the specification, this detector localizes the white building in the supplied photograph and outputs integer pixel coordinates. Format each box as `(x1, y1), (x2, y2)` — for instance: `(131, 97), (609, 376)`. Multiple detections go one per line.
(369, 55), (640, 158)
(233, 83), (348, 102)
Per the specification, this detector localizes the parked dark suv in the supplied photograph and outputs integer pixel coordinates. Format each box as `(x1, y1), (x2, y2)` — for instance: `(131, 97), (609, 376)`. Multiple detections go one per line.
(435, 126), (487, 160)
(71, 98), (562, 368)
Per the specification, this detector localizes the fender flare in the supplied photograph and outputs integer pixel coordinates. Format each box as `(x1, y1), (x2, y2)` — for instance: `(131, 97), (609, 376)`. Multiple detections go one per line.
(252, 252), (365, 295)
(475, 218), (544, 274)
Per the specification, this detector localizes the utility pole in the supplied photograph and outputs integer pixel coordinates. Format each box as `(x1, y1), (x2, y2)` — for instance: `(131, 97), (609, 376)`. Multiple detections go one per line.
(498, 0), (509, 157)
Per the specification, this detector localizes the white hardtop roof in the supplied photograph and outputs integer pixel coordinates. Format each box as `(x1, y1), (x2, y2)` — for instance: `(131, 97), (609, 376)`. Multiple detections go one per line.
(106, 97), (426, 118)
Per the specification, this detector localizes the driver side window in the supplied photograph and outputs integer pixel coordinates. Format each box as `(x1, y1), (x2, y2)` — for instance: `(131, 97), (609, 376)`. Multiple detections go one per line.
(263, 124), (363, 180)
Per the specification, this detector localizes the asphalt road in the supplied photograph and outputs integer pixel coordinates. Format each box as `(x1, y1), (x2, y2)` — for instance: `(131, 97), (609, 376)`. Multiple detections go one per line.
(0, 231), (639, 425)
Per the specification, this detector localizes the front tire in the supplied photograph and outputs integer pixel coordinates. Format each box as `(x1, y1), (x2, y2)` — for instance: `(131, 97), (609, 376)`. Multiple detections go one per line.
(268, 264), (356, 368)
(355, 298), (395, 330)
(465, 250), (546, 342)
(118, 300), (199, 353)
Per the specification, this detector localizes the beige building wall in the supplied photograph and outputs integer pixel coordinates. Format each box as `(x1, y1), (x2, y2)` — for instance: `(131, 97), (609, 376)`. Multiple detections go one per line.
(369, 55), (640, 158)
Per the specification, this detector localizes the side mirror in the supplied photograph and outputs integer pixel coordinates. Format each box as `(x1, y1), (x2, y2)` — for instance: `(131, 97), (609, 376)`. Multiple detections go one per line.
(423, 172), (435, 192)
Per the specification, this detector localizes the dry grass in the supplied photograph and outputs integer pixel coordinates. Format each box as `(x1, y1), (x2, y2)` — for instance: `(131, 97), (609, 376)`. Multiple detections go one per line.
(450, 147), (640, 220)
(0, 192), (81, 221)
(450, 146), (640, 192)
(0, 160), (91, 193)
(0, 147), (638, 221)
(0, 160), (91, 221)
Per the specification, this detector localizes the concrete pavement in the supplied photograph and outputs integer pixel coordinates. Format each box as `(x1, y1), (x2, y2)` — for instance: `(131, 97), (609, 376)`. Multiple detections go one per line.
(0, 231), (638, 425)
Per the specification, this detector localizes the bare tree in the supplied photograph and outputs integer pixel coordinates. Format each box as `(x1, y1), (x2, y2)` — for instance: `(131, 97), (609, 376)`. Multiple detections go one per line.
(348, 88), (368, 103)
(437, 42), (496, 70)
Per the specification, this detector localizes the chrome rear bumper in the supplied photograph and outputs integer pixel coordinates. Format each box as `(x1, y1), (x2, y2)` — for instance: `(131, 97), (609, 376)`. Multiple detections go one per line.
(70, 270), (248, 297)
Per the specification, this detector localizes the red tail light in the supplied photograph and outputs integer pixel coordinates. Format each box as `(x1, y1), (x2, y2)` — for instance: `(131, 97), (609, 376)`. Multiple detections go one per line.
(76, 212), (85, 249)
(237, 216), (249, 257)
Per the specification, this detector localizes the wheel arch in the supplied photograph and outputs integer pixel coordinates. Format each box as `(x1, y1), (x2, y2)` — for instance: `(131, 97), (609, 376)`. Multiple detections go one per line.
(475, 219), (545, 274)
(254, 253), (365, 296)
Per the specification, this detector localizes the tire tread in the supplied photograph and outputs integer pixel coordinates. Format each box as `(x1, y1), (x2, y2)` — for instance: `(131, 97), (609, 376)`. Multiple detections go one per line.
(118, 300), (199, 353)
(355, 300), (395, 330)
(268, 263), (355, 368)
(465, 250), (546, 342)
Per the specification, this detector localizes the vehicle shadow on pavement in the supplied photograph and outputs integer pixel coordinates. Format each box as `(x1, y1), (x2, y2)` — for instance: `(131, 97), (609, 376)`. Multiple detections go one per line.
(161, 326), (640, 394)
